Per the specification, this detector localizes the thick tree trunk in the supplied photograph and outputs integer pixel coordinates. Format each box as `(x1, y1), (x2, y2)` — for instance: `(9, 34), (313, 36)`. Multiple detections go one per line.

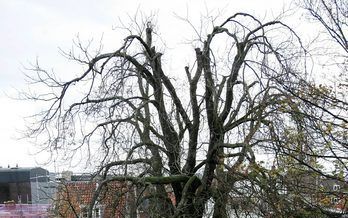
(212, 191), (228, 218)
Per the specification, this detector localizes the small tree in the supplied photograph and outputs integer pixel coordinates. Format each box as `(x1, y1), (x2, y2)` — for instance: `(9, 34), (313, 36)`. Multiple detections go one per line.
(24, 11), (348, 218)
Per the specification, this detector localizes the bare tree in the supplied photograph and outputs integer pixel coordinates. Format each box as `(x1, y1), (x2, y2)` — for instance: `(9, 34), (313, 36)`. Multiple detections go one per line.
(303, 0), (347, 54)
(24, 11), (348, 218)
(302, 0), (348, 96)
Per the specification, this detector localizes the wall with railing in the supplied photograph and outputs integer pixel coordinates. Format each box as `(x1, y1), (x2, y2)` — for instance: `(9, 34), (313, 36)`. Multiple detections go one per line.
(0, 203), (50, 218)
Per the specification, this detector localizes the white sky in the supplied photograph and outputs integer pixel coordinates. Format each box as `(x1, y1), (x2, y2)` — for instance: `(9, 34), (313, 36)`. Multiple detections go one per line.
(0, 0), (299, 172)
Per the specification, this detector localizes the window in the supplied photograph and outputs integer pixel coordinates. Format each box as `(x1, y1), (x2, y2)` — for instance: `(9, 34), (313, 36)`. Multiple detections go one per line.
(331, 197), (339, 204)
(81, 205), (102, 218)
(333, 184), (340, 191)
(81, 207), (88, 218)
(94, 207), (101, 218)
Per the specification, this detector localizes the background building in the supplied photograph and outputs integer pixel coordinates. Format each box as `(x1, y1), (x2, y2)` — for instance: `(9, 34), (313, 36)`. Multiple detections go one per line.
(0, 166), (55, 204)
(55, 172), (136, 218)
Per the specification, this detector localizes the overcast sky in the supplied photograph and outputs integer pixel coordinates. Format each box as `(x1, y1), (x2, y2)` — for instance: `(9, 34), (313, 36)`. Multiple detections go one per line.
(0, 0), (297, 172)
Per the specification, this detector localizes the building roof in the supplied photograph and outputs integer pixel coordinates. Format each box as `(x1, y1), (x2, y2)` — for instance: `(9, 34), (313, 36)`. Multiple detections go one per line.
(0, 167), (49, 183)
(0, 167), (41, 172)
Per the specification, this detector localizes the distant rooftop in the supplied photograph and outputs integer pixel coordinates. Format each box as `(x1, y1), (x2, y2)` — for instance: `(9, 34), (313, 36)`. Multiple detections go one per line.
(0, 167), (49, 183)
(0, 167), (45, 173)
(55, 171), (94, 182)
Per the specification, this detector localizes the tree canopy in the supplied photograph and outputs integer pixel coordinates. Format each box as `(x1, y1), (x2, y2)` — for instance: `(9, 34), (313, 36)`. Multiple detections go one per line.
(25, 2), (348, 217)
